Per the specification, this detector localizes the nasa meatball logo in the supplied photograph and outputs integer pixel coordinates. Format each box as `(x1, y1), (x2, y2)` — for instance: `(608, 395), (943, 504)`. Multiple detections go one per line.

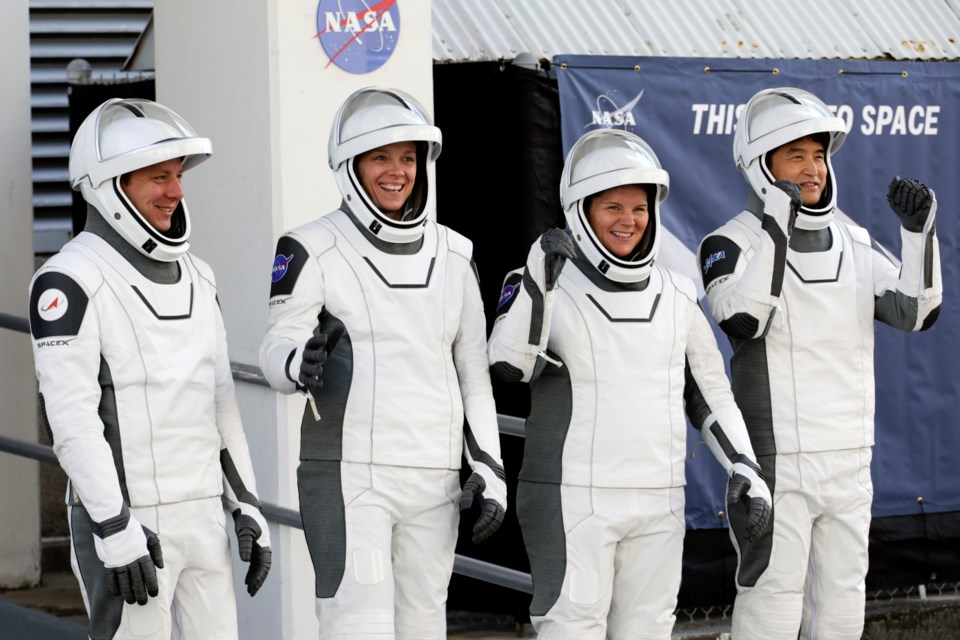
(315, 0), (400, 74)
(37, 288), (69, 322)
(497, 282), (520, 311)
(272, 254), (295, 283)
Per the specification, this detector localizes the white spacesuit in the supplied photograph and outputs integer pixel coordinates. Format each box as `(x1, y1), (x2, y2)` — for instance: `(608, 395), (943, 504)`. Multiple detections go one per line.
(258, 87), (506, 639)
(487, 129), (770, 639)
(29, 99), (271, 640)
(698, 87), (942, 640)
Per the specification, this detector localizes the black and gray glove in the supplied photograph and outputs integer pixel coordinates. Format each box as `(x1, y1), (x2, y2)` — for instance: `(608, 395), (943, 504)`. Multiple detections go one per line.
(233, 511), (272, 596)
(771, 179), (803, 235)
(887, 176), (935, 232)
(104, 529), (164, 606)
(298, 332), (330, 396)
(540, 228), (577, 290)
(459, 472), (506, 544)
(298, 323), (346, 397)
(727, 461), (772, 543)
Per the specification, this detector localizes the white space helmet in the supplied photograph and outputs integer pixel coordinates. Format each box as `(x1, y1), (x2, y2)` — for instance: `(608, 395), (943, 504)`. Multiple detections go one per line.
(560, 129), (669, 284)
(328, 87), (442, 244)
(69, 98), (211, 261)
(733, 87), (846, 229)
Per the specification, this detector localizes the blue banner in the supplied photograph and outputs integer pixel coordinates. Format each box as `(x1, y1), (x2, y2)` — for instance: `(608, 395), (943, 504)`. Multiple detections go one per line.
(556, 55), (960, 529)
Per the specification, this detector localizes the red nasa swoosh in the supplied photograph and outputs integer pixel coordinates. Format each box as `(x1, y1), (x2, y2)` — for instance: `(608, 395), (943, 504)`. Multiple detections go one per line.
(314, 0), (398, 69)
(41, 297), (62, 313)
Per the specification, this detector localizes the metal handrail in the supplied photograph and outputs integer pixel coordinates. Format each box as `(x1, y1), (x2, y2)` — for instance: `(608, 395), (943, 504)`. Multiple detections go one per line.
(0, 312), (29, 334)
(2, 311), (527, 438)
(0, 436), (532, 594)
(0, 311), (533, 594)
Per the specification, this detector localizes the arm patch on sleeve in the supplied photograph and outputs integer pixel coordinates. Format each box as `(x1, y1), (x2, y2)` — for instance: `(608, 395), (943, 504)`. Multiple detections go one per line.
(269, 235), (309, 297)
(495, 272), (524, 317)
(29, 271), (89, 339)
(699, 235), (742, 289)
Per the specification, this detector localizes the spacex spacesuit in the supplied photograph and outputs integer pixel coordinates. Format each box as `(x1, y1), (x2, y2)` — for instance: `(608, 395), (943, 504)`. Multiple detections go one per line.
(29, 99), (271, 640)
(488, 129), (770, 639)
(698, 87), (942, 640)
(258, 87), (506, 640)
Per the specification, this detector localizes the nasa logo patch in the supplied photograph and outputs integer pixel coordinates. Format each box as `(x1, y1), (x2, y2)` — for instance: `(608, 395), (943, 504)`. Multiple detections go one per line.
(273, 254), (295, 283)
(497, 282), (521, 311)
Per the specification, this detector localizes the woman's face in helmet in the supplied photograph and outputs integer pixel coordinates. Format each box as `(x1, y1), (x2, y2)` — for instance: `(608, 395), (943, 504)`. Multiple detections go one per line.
(356, 141), (417, 220)
(586, 184), (650, 258)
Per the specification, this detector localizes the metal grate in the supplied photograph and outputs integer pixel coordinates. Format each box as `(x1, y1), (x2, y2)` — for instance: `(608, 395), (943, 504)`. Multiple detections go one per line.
(28, 0), (153, 253)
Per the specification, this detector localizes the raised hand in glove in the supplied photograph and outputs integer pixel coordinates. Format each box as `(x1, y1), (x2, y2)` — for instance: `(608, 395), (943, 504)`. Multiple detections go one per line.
(727, 461), (772, 543)
(459, 472), (506, 544)
(233, 510), (272, 596)
(770, 179), (803, 235)
(95, 512), (164, 606)
(887, 176), (936, 232)
(540, 228), (577, 290)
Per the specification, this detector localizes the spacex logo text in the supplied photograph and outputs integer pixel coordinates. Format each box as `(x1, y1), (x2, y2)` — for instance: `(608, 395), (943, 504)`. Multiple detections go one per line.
(36, 338), (77, 349)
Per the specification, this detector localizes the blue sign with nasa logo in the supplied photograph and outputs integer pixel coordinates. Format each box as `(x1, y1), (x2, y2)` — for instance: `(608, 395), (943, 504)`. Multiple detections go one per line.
(557, 55), (960, 528)
(315, 0), (400, 74)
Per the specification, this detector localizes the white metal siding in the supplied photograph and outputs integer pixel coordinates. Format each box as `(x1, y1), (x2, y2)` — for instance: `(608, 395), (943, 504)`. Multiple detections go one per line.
(432, 0), (960, 63)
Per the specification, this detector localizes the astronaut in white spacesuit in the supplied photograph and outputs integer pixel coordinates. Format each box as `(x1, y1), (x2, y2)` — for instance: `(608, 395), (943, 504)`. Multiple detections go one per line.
(487, 128), (771, 639)
(698, 87), (942, 640)
(28, 99), (271, 640)
(258, 87), (507, 639)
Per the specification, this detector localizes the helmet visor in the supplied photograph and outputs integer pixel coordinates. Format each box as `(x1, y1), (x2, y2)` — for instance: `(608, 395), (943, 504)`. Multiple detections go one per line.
(85, 99), (211, 188)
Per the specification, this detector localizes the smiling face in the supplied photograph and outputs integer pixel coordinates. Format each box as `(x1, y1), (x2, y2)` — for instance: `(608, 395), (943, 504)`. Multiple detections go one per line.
(120, 158), (185, 233)
(355, 141), (418, 220)
(586, 184), (650, 259)
(767, 136), (828, 206)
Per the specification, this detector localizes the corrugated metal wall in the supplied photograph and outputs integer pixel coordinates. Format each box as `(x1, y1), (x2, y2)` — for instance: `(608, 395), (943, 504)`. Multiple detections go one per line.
(29, 0), (152, 253)
(432, 0), (960, 63)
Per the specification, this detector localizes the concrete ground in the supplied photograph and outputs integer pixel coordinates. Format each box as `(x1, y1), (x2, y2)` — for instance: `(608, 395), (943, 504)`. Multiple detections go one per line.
(2, 572), (959, 639)
(0, 574), (728, 639)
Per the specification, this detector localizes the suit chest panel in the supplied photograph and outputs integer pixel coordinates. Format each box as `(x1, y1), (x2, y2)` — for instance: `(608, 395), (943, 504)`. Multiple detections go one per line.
(552, 268), (684, 391)
(319, 223), (460, 351)
(778, 226), (862, 345)
(92, 257), (217, 391)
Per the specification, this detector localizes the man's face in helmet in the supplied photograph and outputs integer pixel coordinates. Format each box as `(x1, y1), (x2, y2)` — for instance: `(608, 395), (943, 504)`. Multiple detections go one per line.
(120, 157), (185, 232)
(356, 141), (417, 220)
(586, 184), (650, 259)
(768, 136), (827, 207)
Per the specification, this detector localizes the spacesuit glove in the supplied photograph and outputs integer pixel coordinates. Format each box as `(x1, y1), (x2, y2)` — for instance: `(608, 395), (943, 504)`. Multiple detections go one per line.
(727, 461), (772, 543)
(459, 470), (507, 544)
(232, 510), (272, 596)
(95, 514), (164, 606)
(539, 228), (577, 290)
(768, 179), (803, 235)
(887, 176), (935, 232)
(297, 332), (329, 396)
